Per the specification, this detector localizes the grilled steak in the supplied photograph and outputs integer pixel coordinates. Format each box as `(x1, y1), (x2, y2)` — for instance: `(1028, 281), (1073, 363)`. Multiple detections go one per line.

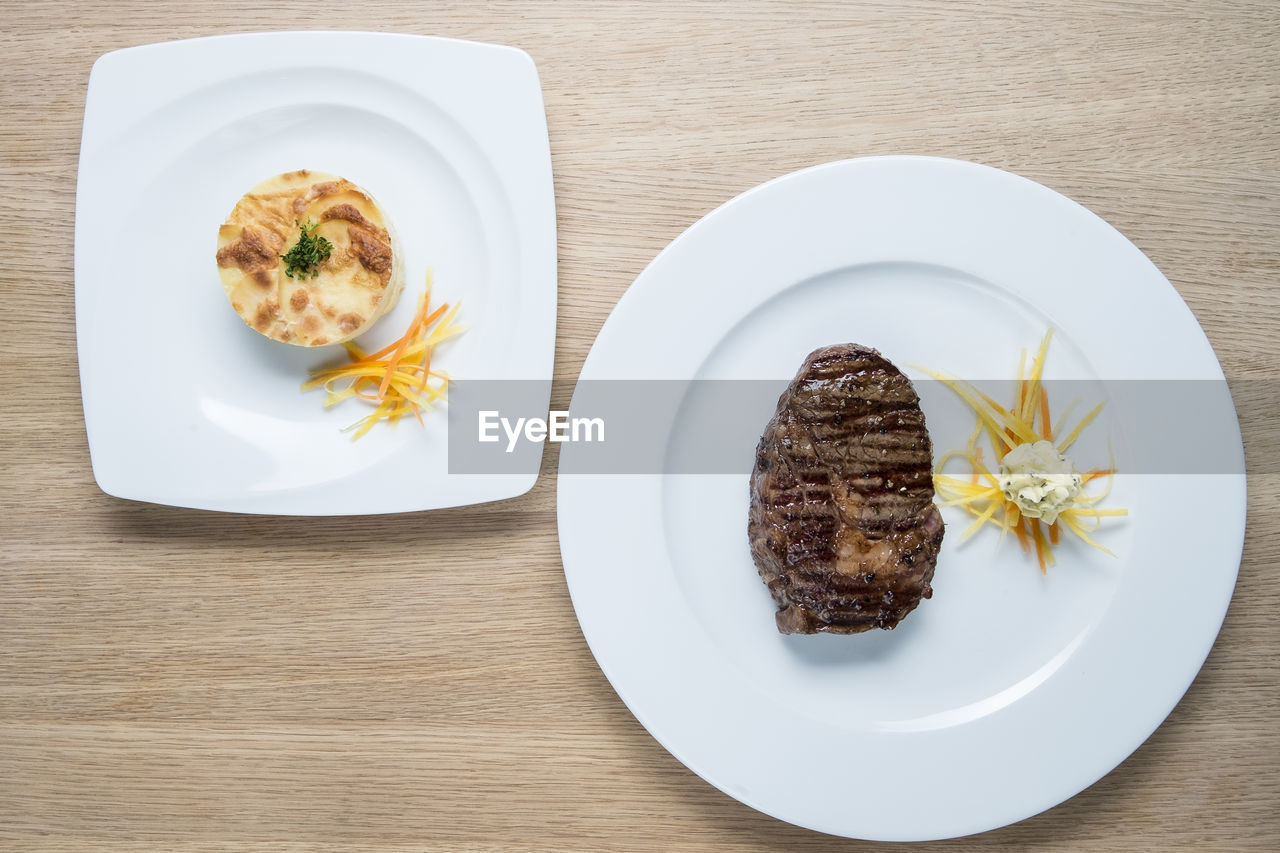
(748, 344), (944, 634)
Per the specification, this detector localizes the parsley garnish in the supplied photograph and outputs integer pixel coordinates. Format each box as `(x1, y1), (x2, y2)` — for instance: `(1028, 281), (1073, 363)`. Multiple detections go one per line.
(281, 219), (333, 279)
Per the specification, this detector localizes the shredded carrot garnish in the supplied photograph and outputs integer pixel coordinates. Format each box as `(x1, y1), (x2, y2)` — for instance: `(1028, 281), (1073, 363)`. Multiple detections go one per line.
(1012, 510), (1031, 553)
(1039, 391), (1052, 442)
(919, 329), (1127, 571)
(1030, 518), (1053, 573)
(301, 270), (467, 439)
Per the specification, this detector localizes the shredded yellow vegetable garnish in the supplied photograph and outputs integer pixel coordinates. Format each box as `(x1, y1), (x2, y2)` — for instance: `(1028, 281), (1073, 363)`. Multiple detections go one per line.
(301, 270), (466, 439)
(919, 329), (1127, 573)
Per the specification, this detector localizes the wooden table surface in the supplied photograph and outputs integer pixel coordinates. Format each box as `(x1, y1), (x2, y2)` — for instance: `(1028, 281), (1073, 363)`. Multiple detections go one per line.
(3, 1), (1278, 849)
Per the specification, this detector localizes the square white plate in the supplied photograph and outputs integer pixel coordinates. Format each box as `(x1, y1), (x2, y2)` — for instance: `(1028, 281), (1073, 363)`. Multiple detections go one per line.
(75, 32), (556, 514)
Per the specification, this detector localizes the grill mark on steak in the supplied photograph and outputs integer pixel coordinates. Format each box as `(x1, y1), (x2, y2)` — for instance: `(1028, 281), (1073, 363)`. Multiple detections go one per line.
(748, 344), (945, 634)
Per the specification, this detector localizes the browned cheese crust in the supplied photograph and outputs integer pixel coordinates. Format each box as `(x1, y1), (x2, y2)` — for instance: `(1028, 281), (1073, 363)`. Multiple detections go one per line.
(215, 170), (403, 346)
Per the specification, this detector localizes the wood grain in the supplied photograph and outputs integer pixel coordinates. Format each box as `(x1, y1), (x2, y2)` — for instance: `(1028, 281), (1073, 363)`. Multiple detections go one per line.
(2, 1), (1278, 849)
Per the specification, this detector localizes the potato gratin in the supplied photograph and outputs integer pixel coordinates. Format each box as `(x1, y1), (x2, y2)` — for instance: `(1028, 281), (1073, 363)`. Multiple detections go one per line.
(215, 169), (404, 346)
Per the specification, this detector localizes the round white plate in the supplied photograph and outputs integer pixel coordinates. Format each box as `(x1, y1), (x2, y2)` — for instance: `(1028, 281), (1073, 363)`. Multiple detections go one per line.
(556, 156), (1245, 840)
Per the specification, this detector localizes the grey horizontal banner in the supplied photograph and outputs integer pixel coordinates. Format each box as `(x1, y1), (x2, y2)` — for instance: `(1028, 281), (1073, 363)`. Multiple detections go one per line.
(447, 379), (1259, 476)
